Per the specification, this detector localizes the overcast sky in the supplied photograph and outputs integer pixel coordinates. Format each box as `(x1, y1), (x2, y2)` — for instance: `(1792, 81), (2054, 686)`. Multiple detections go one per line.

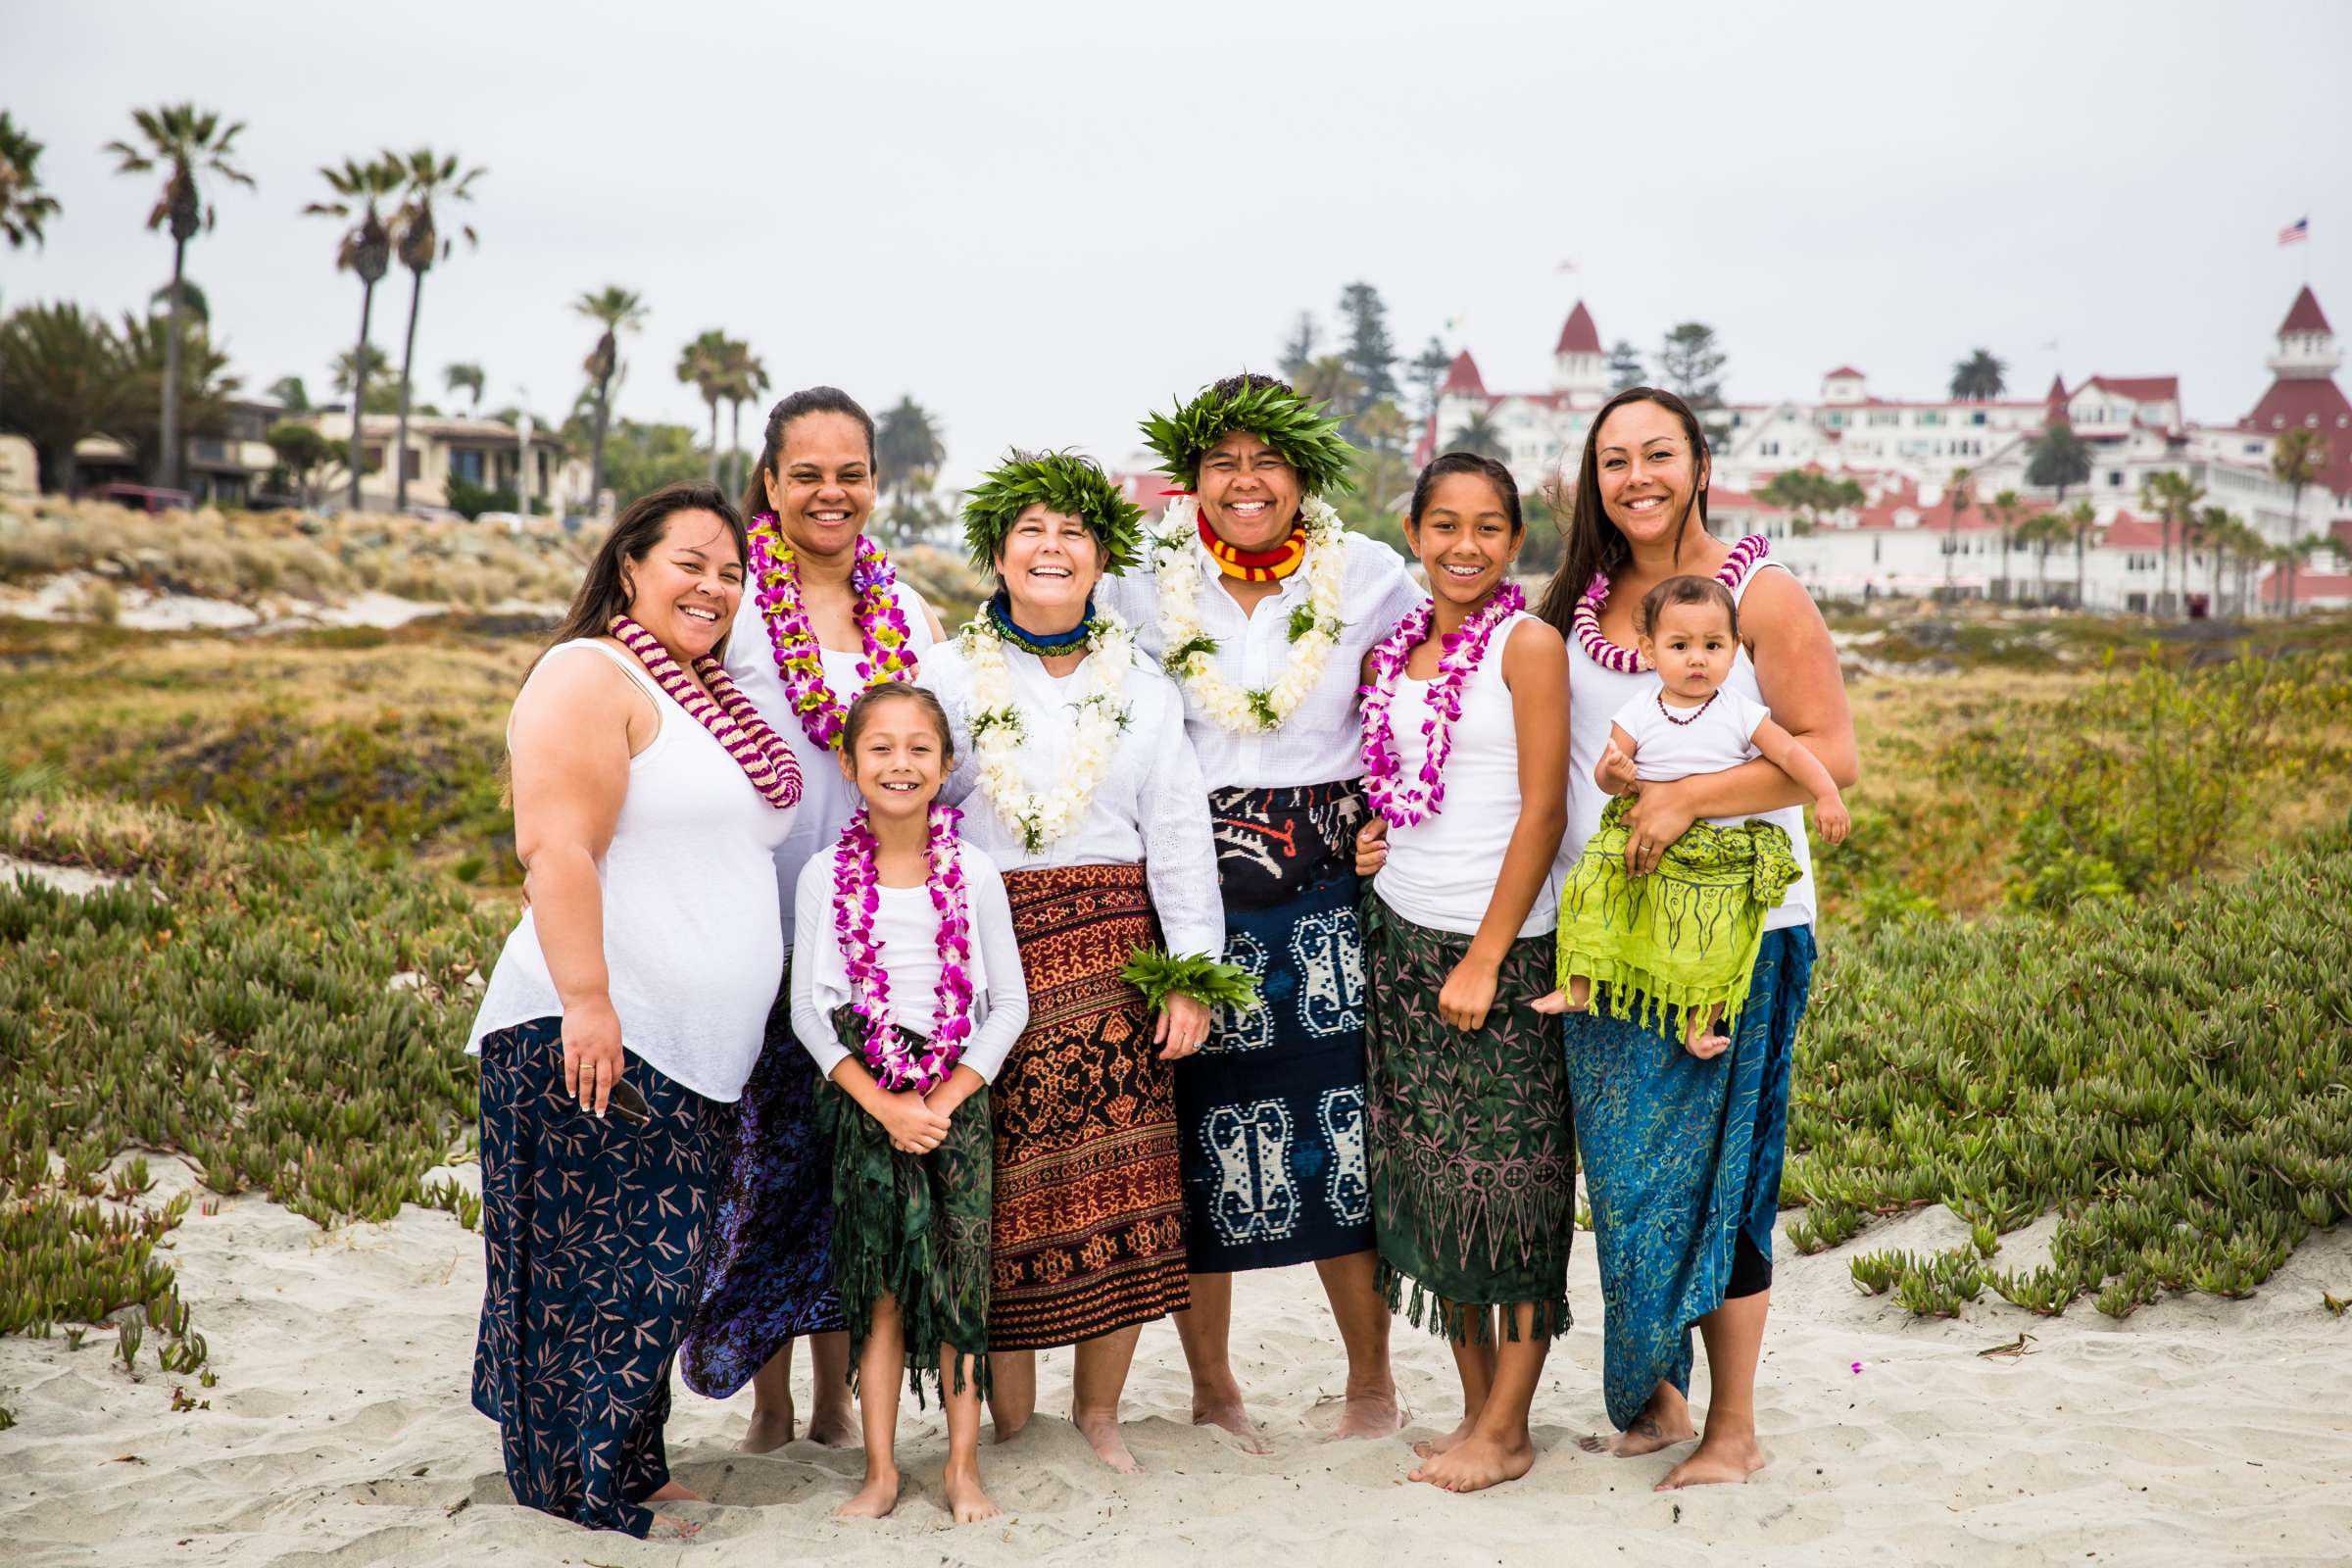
(7, 0), (2347, 487)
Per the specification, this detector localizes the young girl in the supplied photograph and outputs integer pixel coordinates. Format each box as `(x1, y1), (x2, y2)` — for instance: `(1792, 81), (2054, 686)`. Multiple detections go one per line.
(1544, 574), (1849, 1057)
(790, 683), (1028, 1524)
(1350, 452), (1574, 1494)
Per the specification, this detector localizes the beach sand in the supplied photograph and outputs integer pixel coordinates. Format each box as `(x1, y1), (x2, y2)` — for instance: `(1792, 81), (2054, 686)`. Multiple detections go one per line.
(3, 1157), (2347, 1568)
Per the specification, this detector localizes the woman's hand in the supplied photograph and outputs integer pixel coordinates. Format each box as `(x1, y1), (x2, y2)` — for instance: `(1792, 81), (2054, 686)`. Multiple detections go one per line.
(1155, 993), (1212, 1061)
(1354, 818), (1390, 878)
(1619, 778), (1699, 878)
(562, 998), (627, 1117)
(1438, 954), (1501, 1032)
(875, 1090), (953, 1155)
(1595, 740), (1640, 797)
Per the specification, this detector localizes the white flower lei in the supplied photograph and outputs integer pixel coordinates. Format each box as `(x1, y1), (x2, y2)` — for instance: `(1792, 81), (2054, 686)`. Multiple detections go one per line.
(960, 602), (1137, 854)
(1152, 494), (1348, 733)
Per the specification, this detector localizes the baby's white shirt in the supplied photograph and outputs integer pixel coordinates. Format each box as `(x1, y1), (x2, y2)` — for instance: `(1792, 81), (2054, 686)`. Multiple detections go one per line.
(1611, 684), (1776, 828)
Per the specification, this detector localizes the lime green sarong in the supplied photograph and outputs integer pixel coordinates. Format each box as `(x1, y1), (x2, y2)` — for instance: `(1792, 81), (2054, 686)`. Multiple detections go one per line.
(1556, 796), (1801, 1035)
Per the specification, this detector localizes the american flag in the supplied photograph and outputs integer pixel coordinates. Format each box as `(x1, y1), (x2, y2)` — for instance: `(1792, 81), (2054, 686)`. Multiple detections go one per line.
(2278, 217), (2310, 246)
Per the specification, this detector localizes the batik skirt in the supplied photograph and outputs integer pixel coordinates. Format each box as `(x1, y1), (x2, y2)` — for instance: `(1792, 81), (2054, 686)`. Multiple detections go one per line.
(470, 1015), (722, 1539)
(814, 1010), (994, 1406)
(1362, 896), (1575, 1344)
(1565, 925), (1816, 1431)
(990, 862), (1191, 1350)
(678, 959), (845, 1399)
(1177, 779), (1375, 1273)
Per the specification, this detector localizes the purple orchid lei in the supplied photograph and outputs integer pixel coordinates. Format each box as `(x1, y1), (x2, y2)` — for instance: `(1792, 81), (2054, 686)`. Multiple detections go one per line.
(1357, 582), (1526, 829)
(608, 613), (803, 808)
(1572, 533), (1772, 674)
(830, 803), (975, 1094)
(745, 515), (918, 751)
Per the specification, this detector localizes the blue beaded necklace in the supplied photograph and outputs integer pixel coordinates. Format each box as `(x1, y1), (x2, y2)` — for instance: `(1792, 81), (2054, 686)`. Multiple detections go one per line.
(987, 589), (1095, 657)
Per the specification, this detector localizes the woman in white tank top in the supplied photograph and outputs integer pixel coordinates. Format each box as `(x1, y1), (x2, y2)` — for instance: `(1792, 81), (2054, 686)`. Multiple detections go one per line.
(466, 482), (800, 1543)
(1528, 389), (1858, 1493)
(1350, 453), (1575, 1494)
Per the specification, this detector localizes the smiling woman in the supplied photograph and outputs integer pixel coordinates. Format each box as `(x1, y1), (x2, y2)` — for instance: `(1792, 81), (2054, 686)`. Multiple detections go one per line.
(463, 481), (799, 1543)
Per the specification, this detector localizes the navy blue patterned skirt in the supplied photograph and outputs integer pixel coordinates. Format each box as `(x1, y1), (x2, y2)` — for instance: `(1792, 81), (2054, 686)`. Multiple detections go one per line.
(1178, 781), (1375, 1273)
(679, 969), (846, 1398)
(470, 1015), (723, 1539)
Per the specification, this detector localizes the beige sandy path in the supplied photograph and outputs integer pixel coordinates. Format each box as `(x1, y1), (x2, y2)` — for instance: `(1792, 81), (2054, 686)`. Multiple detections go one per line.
(3, 1160), (2347, 1568)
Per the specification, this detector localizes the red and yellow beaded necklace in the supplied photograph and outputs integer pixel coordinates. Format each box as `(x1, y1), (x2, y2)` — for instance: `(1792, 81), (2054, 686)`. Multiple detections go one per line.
(1196, 513), (1307, 582)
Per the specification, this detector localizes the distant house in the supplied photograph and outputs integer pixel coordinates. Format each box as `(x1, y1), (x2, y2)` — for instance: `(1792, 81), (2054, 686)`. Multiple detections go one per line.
(71, 399), (284, 506)
(305, 410), (592, 515)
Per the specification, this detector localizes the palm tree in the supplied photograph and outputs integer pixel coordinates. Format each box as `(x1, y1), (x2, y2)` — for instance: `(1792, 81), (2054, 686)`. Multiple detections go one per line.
(306, 154), (404, 512)
(1944, 466), (1976, 593)
(106, 105), (254, 492)
(574, 285), (647, 508)
(719, 338), (768, 495)
(384, 148), (485, 511)
(2064, 499), (2097, 610)
(0, 303), (133, 494)
(1949, 348), (2006, 401)
(267, 374), (310, 414)
(2139, 471), (2204, 619)
(2270, 427), (2328, 616)
(875, 395), (946, 536)
(1, 111), (63, 249)
(1447, 408), (1510, 463)
(119, 311), (238, 481)
(1985, 489), (2025, 603)
(1758, 469), (1865, 536)
(2018, 511), (2067, 605)
(676, 329), (729, 483)
(2189, 505), (2235, 616)
(331, 344), (392, 401)
(443, 362), (485, 416)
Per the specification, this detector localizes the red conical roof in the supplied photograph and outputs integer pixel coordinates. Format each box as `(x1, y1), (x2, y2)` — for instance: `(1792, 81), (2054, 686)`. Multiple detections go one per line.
(2280, 285), (2333, 336)
(1442, 350), (1488, 396)
(1554, 302), (1601, 355)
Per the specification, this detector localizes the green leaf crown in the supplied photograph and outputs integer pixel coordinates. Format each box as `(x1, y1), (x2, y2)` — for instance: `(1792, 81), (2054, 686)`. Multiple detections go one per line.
(1140, 373), (1357, 500)
(961, 449), (1147, 577)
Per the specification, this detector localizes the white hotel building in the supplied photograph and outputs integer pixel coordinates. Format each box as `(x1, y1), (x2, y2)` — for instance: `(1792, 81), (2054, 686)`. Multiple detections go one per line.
(1429, 290), (2352, 612)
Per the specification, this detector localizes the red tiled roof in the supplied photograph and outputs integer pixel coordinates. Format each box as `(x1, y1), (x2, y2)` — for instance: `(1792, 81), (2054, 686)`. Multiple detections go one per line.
(2098, 512), (2170, 550)
(1555, 302), (1601, 356)
(2255, 567), (2352, 604)
(1442, 350), (1487, 397)
(2245, 375), (2352, 493)
(2082, 375), (2180, 405)
(1824, 366), (1865, 380)
(2280, 285), (2332, 336)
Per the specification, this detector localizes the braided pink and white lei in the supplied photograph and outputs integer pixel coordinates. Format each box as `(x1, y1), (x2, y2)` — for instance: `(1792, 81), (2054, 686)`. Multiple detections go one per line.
(831, 804), (975, 1094)
(745, 515), (917, 750)
(607, 614), (802, 808)
(1357, 583), (1525, 829)
(1572, 533), (1772, 674)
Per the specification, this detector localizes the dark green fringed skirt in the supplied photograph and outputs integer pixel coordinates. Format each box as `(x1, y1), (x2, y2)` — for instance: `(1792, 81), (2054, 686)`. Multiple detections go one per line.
(813, 1011), (993, 1405)
(1363, 894), (1576, 1346)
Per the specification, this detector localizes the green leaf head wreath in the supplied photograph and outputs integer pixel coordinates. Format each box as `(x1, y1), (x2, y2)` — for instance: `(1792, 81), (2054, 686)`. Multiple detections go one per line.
(1140, 373), (1357, 500)
(960, 449), (1148, 577)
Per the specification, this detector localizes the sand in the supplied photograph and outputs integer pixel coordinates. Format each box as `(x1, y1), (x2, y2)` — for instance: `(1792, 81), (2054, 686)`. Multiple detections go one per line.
(2, 1158), (2347, 1568)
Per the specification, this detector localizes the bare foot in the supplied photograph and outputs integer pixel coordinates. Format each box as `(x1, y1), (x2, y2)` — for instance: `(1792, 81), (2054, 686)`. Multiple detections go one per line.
(648, 1512), (704, 1541)
(808, 1398), (861, 1449)
(1412, 1412), (1479, 1459)
(1330, 1386), (1402, 1441)
(1655, 1432), (1767, 1491)
(1074, 1408), (1141, 1473)
(943, 1461), (1003, 1524)
(737, 1403), (795, 1454)
(1409, 1433), (1537, 1494)
(1684, 1029), (1730, 1060)
(832, 1467), (900, 1520)
(1568, 975), (1591, 1012)
(1576, 1407), (1696, 1458)
(645, 1480), (704, 1503)
(1193, 1379), (1269, 1452)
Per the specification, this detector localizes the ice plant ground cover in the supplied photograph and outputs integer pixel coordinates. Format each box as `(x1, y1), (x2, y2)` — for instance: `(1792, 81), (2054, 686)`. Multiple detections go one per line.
(0, 606), (2347, 1431)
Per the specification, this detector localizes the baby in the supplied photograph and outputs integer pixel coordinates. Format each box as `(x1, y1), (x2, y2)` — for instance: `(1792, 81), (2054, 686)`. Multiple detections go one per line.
(1547, 574), (1848, 1057)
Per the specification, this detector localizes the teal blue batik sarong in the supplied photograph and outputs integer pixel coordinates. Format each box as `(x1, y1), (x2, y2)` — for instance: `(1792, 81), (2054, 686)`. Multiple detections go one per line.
(1561, 925), (1815, 1433)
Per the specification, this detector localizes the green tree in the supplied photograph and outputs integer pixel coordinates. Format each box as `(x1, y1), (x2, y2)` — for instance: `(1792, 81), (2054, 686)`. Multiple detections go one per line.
(1446, 408), (1509, 463)
(1293, 355), (1363, 424)
(598, 417), (708, 507)
(1949, 348), (2007, 401)
(2139, 471), (2204, 619)
(676, 329), (729, 483)
(874, 395), (945, 538)
(0, 111), (63, 249)
(329, 344), (396, 413)
(574, 285), (647, 508)
(2064, 499), (2097, 610)
(443, 361), (485, 416)
(385, 148), (485, 511)
(2015, 509), (2065, 604)
(0, 303), (133, 493)
(119, 311), (239, 481)
(305, 154), (404, 512)
(1944, 466), (1976, 593)
(1984, 489), (2026, 602)
(2188, 505), (2234, 614)
(1337, 281), (1399, 410)
(266, 420), (333, 507)
(2270, 426), (2328, 616)
(1607, 339), (1645, 391)
(1409, 336), (1452, 426)
(1279, 312), (1319, 380)
(1656, 322), (1725, 407)
(718, 338), (768, 495)
(1758, 468), (1863, 534)
(2026, 419), (2092, 503)
(106, 104), (254, 491)
(267, 374), (310, 414)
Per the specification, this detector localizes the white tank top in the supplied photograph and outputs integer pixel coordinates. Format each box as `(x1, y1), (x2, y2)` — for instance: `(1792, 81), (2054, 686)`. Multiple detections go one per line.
(466, 639), (795, 1102)
(1372, 611), (1565, 939)
(1562, 564), (1815, 932)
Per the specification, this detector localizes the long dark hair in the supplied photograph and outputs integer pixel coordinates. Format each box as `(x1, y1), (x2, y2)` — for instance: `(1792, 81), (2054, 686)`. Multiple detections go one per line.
(739, 385), (877, 521)
(1532, 386), (1713, 633)
(1407, 451), (1524, 535)
(540, 481), (745, 671)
